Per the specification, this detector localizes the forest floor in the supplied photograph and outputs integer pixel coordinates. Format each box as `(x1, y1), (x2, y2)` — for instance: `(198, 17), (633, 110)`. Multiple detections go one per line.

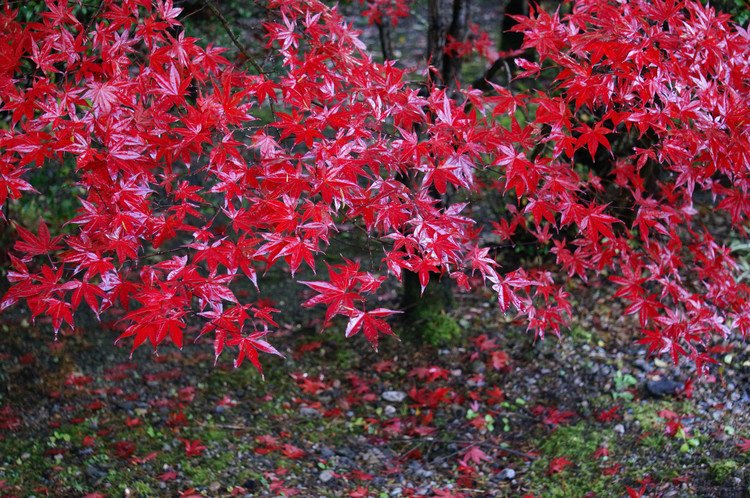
(1, 280), (749, 498)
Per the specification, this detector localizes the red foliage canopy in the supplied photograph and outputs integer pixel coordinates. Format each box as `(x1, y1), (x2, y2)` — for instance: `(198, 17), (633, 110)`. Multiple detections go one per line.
(1, 0), (749, 374)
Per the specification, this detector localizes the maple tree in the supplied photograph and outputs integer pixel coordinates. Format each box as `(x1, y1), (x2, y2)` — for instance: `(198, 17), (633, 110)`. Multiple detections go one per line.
(0, 0), (749, 376)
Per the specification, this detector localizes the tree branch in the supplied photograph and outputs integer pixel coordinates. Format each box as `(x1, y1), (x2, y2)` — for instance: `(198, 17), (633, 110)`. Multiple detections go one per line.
(202, 0), (265, 76)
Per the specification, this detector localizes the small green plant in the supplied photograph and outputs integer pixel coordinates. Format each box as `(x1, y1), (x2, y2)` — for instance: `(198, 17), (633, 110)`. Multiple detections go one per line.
(612, 371), (638, 400)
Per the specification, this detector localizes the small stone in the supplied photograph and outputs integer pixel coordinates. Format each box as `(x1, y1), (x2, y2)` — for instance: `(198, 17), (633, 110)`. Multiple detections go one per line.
(415, 467), (433, 478)
(614, 424), (625, 435)
(471, 361), (486, 374)
(299, 406), (322, 418)
(384, 405), (397, 417)
(646, 379), (682, 397)
(497, 468), (516, 480)
(361, 448), (386, 466)
(242, 479), (259, 491)
(209, 482), (221, 493)
(382, 391), (407, 403)
(319, 470), (335, 483)
(634, 358), (653, 372)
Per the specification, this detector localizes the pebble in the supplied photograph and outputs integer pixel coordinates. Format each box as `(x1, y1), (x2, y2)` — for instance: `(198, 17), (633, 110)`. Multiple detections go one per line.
(384, 405), (397, 417)
(299, 406), (322, 418)
(646, 379), (682, 397)
(382, 390), (407, 403)
(415, 467), (433, 478)
(319, 469), (335, 483)
(614, 424), (625, 435)
(85, 464), (108, 480)
(634, 358), (653, 372)
(360, 448), (386, 466)
(496, 468), (516, 480)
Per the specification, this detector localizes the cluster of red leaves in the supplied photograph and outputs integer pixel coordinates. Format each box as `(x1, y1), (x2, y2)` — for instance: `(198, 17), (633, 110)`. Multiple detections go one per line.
(360, 0), (410, 27)
(444, 23), (498, 62)
(0, 0), (749, 375)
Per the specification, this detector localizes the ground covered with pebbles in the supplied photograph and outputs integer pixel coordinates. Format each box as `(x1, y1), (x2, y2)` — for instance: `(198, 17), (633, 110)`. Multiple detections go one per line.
(1, 280), (749, 497)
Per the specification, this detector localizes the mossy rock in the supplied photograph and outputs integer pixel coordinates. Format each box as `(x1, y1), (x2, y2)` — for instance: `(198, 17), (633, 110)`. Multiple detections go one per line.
(408, 308), (462, 347)
(400, 272), (462, 346)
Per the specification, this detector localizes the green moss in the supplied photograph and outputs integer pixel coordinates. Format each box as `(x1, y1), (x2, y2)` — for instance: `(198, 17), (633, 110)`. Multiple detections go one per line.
(400, 272), (462, 346)
(526, 423), (612, 498)
(570, 325), (594, 344)
(416, 309), (462, 346)
(540, 423), (603, 457)
(629, 399), (695, 430)
(112, 479), (155, 497)
(640, 432), (668, 449)
(183, 462), (215, 486)
(709, 460), (739, 483)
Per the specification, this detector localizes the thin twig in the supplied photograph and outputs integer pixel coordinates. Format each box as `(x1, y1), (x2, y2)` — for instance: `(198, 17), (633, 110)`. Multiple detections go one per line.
(202, 0), (278, 121)
(202, 0), (265, 76)
(376, 20), (393, 61)
(203, 423), (249, 431)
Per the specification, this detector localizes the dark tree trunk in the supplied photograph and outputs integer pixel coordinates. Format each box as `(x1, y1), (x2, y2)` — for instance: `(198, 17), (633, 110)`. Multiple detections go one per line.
(401, 270), (458, 346)
(377, 18), (393, 60)
(499, 0), (528, 52)
(397, 0), (470, 346)
(442, 0), (471, 87)
(427, 0), (471, 87)
(426, 0), (448, 72)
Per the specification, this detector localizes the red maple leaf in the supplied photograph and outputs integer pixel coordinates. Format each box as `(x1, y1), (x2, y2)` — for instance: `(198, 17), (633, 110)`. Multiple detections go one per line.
(13, 220), (62, 259)
(460, 445), (491, 466)
(344, 308), (400, 350)
(181, 439), (207, 458)
(547, 456), (573, 475)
